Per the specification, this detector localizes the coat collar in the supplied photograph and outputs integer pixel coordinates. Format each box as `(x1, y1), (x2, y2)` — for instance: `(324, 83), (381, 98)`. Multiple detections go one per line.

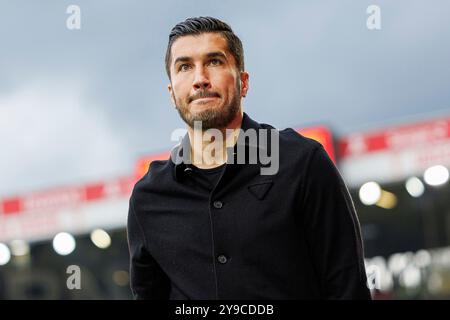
(171, 112), (266, 181)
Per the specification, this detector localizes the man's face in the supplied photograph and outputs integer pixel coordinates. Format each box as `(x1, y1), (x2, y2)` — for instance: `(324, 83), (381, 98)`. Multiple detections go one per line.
(168, 32), (249, 130)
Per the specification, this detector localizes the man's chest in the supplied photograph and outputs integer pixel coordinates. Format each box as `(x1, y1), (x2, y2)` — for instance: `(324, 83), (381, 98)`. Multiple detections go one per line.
(137, 170), (304, 266)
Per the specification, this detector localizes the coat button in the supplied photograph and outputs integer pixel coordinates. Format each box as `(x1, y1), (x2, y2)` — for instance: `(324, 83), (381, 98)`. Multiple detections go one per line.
(213, 201), (223, 209)
(217, 255), (228, 264)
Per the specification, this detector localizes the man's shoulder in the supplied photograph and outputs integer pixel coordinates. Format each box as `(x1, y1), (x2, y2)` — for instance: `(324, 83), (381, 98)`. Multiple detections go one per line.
(131, 158), (174, 199)
(269, 126), (341, 192)
(249, 115), (324, 169)
(254, 115), (320, 147)
(260, 122), (322, 159)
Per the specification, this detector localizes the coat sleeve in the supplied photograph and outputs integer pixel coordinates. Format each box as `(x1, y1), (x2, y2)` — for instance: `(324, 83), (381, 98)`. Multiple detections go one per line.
(127, 197), (170, 300)
(301, 144), (371, 300)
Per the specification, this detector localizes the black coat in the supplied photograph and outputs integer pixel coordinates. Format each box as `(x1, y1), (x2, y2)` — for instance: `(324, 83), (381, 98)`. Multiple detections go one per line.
(127, 113), (371, 300)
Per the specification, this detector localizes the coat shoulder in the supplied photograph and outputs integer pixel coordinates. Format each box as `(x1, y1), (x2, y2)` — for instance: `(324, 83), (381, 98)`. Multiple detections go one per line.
(130, 159), (173, 202)
(277, 127), (323, 161)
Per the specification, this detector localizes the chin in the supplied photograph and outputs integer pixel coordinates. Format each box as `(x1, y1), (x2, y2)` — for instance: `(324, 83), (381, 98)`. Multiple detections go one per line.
(191, 102), (222, 112)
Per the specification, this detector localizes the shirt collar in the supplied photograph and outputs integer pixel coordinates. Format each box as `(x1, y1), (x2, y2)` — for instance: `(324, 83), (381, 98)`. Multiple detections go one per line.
(171, 112), (265, 181)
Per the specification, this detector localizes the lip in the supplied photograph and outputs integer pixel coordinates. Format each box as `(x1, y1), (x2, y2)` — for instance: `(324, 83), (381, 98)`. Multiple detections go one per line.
(194, 97), (218, 101)
(192, 97), (219, 103)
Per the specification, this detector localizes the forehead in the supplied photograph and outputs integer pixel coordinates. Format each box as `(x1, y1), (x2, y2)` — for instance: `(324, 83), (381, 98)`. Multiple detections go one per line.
(171, 32), (231, 61)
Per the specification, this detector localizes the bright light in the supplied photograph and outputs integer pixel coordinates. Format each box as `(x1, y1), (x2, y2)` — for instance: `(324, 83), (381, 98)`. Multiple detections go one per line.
(414, 250), (431, 268)
(376, 190), (397, 209)
(0, 243), (11, 266)
(90, 229), (111, 249)
(52, 232), (76, 255)
(365, 256), (394, 292)
(10, 240), (30, 256)
(399, 266), (422, 288)
(405, 177), (425, 197)
(359, 182), (381, 205)
(424, 165), (449, 186)
(388, 253), (409, 276)
(112, 270), (129, 287)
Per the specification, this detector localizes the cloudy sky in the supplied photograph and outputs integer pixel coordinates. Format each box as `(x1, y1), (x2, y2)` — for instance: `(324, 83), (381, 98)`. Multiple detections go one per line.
(0, 0), (449, 196)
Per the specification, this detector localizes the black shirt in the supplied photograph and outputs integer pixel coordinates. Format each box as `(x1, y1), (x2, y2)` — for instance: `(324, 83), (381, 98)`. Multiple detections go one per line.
(189, 163), (226, 192)
(127, 113), (371, 300)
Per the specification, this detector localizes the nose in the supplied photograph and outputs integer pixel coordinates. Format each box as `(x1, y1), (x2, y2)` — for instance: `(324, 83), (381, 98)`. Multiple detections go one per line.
(192, 66), (211, 90)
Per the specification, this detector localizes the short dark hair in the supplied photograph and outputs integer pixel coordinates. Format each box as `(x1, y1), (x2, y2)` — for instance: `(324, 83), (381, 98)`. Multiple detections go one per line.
(165, 16), (245, 79)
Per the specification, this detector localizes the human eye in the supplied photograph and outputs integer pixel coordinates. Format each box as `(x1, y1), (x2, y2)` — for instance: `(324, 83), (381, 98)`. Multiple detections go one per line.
(208, 58), (222, 66)
(178, 63), (191, 72)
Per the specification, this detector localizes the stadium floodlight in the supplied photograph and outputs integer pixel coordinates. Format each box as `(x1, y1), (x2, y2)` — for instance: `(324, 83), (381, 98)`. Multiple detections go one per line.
(52, 232), (76, 255)
(424, 165), (449, 186)
(359, 181), (382, 205)
(0, 243), (11, 266)
(10, 239), (30, 256)
(90, 229), (111, 249)
(405, 177), (425, 197)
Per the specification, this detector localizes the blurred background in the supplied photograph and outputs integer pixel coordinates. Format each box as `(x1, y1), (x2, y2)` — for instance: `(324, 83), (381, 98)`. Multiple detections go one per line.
(1, 0), (450, 299)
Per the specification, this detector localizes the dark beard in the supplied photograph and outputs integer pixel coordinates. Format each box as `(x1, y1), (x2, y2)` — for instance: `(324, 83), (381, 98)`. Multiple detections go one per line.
(174, 79), (241, 130)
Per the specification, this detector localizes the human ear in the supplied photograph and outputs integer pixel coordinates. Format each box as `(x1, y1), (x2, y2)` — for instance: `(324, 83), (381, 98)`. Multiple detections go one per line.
(168, 83), (176, 107)
(240, 72), (249, 98)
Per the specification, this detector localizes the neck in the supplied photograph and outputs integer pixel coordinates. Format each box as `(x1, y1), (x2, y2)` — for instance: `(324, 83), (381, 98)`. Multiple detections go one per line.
(187, 110), (243, 169)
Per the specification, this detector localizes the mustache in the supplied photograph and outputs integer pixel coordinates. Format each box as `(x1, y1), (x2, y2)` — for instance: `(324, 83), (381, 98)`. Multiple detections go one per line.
(188, 90), (220, 103)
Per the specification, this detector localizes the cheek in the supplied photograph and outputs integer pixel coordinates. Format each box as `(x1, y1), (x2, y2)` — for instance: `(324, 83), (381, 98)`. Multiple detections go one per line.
(227, 77), (240, 98)
(172, 79), (190, 99)
(214, 74), (238, 95)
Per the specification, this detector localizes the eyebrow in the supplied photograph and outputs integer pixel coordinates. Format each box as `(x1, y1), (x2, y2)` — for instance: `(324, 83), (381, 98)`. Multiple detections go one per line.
(173, 51), (228, 67)
(206, 51), (227, 60)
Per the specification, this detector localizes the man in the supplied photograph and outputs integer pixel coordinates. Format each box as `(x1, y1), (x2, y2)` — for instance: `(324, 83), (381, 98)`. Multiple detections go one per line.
(127, 16), (371, 300)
